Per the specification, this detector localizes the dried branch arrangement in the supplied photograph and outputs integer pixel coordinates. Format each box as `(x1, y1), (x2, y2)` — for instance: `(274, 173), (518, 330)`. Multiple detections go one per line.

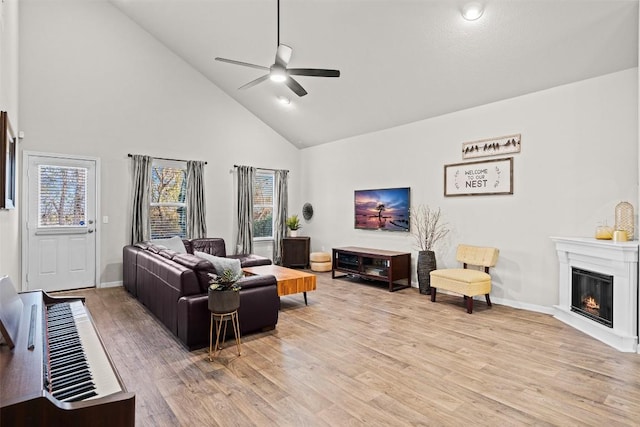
(411, 205), (450, 251)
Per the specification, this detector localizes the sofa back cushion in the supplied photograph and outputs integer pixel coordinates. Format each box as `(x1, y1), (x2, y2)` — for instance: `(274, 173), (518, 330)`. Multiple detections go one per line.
(149, 236), (188, 254)
(173, 253), (216, 292)
(190, 238), (226, 257)
(194, 251), (242, 278)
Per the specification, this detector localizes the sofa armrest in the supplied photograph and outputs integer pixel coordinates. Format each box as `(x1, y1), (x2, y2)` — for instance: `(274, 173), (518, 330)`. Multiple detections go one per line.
(228, 254), (272, 267)
(238, 274), (277, 290)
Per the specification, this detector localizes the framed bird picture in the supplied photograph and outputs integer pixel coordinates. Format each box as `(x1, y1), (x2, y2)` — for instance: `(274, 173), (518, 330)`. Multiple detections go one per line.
(462, 134), (521, 159)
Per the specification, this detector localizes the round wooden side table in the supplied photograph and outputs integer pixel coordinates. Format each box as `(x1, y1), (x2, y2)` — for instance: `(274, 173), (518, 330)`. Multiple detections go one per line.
(209, 310), (241, 361)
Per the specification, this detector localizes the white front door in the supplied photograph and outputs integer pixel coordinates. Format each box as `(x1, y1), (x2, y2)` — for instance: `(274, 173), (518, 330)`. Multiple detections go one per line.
(24, 153), (98, 292)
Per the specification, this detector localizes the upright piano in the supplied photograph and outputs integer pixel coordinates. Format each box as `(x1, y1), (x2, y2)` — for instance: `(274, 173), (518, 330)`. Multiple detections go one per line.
(0, 276), (135, 426)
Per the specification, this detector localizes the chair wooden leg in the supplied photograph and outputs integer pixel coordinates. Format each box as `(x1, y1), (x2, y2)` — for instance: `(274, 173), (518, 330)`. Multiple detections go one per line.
(466, 296), (473, 314)
(430, 287), (436, 302)
(485, 294), (492, 307)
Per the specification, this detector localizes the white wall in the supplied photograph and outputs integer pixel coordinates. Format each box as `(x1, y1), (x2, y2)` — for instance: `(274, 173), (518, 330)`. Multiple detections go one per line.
(0, 0), (19, 285)
(16, 0), (299, 287)
(301, 68), (639, 311)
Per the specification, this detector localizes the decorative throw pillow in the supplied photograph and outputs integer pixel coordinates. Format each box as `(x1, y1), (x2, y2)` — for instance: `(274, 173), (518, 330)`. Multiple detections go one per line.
(194, 251), (242, 277)
(149, 236), (187, 254)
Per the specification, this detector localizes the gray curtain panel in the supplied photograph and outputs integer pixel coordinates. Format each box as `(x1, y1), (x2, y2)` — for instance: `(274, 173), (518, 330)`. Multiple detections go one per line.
(273, 169), (289, 265)
(130, 154), (152, 244)
(235, 165), (255, 254)
(186, 160), (207, 239)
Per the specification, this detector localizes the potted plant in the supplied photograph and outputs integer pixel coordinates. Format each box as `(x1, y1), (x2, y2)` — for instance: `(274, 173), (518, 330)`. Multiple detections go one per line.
(208, 269), (243, 314)
(411, 205), (450, 295)
(286, 214), (302, 237)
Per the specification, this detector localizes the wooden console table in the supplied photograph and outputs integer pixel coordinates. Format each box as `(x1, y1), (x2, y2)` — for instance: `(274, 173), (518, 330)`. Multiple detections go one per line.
(332, 246), (411, 292)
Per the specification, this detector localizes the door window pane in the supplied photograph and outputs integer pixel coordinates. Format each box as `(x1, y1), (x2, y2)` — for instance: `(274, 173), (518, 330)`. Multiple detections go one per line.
(38, 165), (87, 227)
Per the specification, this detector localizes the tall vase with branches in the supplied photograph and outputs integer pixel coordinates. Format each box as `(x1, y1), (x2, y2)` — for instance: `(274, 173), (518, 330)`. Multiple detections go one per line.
(412, 205), (450, 295)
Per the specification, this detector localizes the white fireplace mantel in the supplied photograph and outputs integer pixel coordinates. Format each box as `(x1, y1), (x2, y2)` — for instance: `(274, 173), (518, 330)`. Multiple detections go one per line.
(551, 237), (638, 352)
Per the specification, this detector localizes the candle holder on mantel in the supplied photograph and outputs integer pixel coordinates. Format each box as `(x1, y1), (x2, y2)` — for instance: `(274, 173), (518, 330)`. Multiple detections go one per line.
(595, 223), (613, 240)
(614, 201), (634, 240)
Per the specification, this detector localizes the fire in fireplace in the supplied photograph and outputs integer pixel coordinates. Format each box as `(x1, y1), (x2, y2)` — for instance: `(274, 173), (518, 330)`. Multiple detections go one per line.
(571, 267), (613, 328)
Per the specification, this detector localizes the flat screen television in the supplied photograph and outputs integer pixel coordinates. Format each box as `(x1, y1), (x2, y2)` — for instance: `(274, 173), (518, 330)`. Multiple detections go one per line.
(354, 187), (410, 231)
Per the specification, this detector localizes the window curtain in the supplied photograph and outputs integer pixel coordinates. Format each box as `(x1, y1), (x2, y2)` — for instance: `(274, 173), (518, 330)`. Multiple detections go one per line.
(273, 170), (289, 265)
(235, 165), (255, 254)
(130, 155), (152, 244)
(186, 160), (207, 239)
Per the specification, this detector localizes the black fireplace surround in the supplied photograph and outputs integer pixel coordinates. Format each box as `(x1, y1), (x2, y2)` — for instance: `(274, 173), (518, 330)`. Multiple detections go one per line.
(571, 267), (613, 328)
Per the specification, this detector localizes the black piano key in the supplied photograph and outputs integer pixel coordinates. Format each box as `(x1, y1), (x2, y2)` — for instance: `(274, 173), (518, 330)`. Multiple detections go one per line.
(49, 335), (80, 349)
(48, 335), (80, 346)
(67, 390), (98, 402)
(50, 346), (82, 360)
(48, 328), (77, 337)
(49, 329), (78, 341)
(51, 366), (91, 384)
(53, 381), (96, 401)
(50, 353), (86, 369)
(49, 340), (82, 359)
(52, 372), (93, 392)
(51, 361), (89, 377)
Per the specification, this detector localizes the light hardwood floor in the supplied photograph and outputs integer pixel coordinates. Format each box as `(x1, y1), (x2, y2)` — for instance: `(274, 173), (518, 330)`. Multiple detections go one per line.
(72, 273), (640, 426)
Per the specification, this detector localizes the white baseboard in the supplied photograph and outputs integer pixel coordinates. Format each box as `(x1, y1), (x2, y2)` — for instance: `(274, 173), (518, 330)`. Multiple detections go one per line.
(432, 287), (554, 315)
(99, 280), (123, 289)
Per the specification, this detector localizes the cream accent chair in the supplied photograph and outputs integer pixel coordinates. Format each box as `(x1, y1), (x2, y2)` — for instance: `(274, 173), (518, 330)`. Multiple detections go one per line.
(429, 244), (499, 314)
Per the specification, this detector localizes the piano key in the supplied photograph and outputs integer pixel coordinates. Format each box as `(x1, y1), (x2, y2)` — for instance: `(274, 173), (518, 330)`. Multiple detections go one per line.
(50, 361), (89, 378)
(55, 301), (123, 399)
(53, 380), (96, 401)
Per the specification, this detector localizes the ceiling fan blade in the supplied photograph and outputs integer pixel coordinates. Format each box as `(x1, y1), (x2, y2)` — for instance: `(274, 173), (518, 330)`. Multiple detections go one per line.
(215, 57), (270, 71)
(288, 68), (340, 78)
(274, 44), (293, 67)
(238, 74), (270, 90)
(284, 76), (308, 97)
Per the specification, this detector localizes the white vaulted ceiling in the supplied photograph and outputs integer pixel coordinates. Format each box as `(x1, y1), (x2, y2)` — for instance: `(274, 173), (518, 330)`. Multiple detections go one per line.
(109, 0), (639, 148)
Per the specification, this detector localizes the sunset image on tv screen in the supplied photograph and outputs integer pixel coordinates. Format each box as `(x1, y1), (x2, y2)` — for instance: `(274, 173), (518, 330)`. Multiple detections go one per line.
(354, 188), (410, 231)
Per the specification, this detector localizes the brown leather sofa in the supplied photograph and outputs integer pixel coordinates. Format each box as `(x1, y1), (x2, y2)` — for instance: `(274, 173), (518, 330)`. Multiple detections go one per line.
(122, 238), (278, 350)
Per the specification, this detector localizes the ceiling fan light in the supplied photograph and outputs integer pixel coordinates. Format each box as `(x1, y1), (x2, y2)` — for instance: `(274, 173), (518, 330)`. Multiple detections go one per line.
(462, 2), (484, 21)
(277, 95), (291, 105)
(270, 67), (287, 82)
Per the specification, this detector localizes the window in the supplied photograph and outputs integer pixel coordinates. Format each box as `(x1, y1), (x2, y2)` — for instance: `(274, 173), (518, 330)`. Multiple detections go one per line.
(38, 165), (87, 227)
(150, 160), (187, 239)
(253, 171), (274, 239)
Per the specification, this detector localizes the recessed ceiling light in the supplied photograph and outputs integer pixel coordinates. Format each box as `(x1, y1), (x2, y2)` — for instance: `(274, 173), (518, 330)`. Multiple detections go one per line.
(462, 2), (484, 21)
(277, 95), (291, 105)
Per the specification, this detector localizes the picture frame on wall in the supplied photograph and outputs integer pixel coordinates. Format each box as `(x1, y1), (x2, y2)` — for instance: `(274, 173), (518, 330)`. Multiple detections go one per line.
(462, 133), (521, 159)
(444, 157), (513, 197)
(1, 111), (17, 210)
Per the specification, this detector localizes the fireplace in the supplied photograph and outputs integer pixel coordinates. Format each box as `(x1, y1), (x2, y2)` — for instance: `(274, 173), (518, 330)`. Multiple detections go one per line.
(571, 268), (613, 328)
(551, 237), (638, 353)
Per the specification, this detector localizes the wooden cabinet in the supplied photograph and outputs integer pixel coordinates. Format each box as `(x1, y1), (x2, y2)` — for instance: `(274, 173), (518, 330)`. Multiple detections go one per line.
(282, 237), (310, 268)
(332, 246), (411, 292)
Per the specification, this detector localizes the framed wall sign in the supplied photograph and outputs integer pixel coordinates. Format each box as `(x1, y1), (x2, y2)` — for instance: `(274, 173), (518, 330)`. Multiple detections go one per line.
(462, 133), (521, 159)
(444, 157), (513, 197)
(0, 111), (17, 209)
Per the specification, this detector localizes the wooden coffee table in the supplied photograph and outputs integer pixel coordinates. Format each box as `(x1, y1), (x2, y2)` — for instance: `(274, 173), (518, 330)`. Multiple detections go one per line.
(243, 265), (316, 305)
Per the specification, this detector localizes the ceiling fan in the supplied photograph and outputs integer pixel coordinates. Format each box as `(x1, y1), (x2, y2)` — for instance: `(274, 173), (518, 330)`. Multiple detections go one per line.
(215, 0), (340, 97)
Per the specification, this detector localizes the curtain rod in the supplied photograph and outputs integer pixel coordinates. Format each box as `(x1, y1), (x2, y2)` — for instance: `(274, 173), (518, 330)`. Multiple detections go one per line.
(233, 164), (289, 173)
(128, 153), (207, 165)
